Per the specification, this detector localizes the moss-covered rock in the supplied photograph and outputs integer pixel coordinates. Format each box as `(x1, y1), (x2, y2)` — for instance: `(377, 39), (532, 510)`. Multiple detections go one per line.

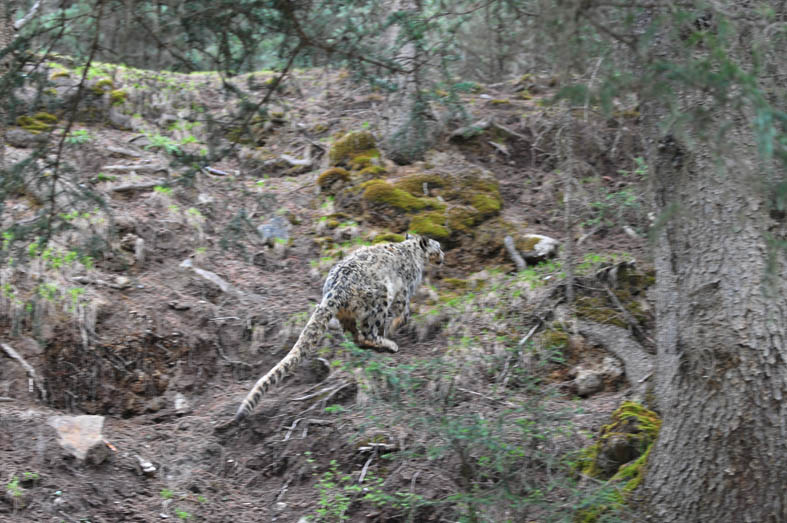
(469, 192), (502, 218)
(329, 131), (379, 166)
(50, 69), (70, 80)
(350, 155), (375, 170)
(16, 113), (58, 133)
(110, 89), (128, 105)
(361, 179), (443, 213)
(92, 77), (115, 95)
(317, 167), (351, 194)
(33, 112), (58, 124)
(372, 232), (405, 244)
(574, 401), (661, 521)
(409, 211), (450, 240)
(445, 206), (481, 233)
(394, 173), (449, 196)
(358, 165), (387, 178)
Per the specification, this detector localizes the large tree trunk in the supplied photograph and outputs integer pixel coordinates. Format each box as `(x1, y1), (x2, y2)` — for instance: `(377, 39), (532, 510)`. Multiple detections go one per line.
(382, 0), (435, 165)
(0, 1), (15, 169)
(643, 70), (787, 523)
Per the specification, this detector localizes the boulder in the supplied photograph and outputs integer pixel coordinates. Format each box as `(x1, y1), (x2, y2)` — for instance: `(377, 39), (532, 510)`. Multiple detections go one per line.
(47, 415), (109, 465)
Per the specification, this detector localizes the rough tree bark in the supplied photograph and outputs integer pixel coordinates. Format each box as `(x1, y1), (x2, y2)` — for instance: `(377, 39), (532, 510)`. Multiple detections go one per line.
(0, 1), (15, 169)
(382, 0), (435, 165)
(642, 5), (787, 518)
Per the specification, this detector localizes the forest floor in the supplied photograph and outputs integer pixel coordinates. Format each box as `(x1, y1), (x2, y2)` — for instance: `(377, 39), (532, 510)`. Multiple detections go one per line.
(0, 64), (650, 522)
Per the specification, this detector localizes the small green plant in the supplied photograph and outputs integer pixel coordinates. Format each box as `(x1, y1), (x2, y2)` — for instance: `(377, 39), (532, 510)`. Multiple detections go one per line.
(160, 488), (174, 500)
(6, 476), (22, 498)
(313, 460), (353, 522)
(38, 282), (58, 301)
(174, 509), (191, 520)
(67, 287), (85, 310)
(65, 129), (92, 145)
(146, 134), (181, 155)
(2, 231), (13, 250)
(185, 207), (203, 219)
(153, 185), (173, 195)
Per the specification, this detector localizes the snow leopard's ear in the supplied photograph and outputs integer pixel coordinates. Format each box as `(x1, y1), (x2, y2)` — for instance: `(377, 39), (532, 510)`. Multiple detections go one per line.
(405, 233), (415, 241)
(419, 236), (429, 250)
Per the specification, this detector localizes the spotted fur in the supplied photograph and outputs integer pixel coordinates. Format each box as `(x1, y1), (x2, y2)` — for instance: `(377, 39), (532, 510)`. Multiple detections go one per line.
(232, 234), (443, 423)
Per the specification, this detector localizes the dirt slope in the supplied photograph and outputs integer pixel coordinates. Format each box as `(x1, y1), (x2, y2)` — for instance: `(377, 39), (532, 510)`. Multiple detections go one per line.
(0, 64), (650, 522)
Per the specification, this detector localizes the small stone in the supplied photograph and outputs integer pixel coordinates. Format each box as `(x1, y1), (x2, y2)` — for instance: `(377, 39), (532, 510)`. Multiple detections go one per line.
(174, 393), (190, 414)
(257, 215), (290, 247)
(573, 366), (604, 397)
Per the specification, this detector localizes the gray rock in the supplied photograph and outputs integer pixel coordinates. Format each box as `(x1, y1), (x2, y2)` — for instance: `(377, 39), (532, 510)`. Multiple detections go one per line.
(108, 106), (132, 130)
(573, 366), (604, 397)
(257, 215), (290, 247)
(519, 234), (559, 263)
(6, 129), (47, 148)
(174, 393), (191, 414)
(47, 415), (109, 465)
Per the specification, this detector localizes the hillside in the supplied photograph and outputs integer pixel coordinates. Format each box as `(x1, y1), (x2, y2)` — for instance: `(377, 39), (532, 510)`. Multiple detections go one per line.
(1, 61), (655, 522)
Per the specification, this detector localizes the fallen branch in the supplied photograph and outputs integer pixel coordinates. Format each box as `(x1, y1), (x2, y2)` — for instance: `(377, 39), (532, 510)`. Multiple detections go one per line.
(1, 342), (46, 401)
(358, 454), (374, 484)
(282, 417), (334, 441)
(203, 167), (229, 177)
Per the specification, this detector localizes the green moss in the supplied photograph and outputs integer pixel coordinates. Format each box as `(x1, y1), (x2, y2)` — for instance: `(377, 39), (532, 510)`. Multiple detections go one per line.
(16, 114), (55, 133)
(470, 192), (502, 217)
(574, 402), (661, 521)
(317, 167), (351, 190)
(311, 123), (329, 134)
(394, 173), (449, 196)
(110, 89), (128, 105)
(350, 155), (374, 170)
(441, 278), (468, 291)
(445, 206), (480, 233)
(575, 296), (626, 328)
(409, 211), (450, 240)
(541, 328), (569, 349)
(33, 112), (58, 124)
(575, 268), (652, 327)
(516, 236), (541, 252)
(92, 77), (114, 94)
(226, 127), (251, 144)
(361, 180), (444, 212)
(50, 69), (70, 80)
(358, 165), (387, 177)
(329, 131), (378, 166)
(490, 98), (511, 105)
(372, 233), (405, 244)
(579, 401), (661, 479)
